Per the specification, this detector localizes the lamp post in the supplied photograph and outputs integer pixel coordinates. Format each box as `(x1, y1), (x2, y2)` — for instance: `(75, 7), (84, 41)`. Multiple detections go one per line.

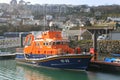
(104, 27), (108, 40)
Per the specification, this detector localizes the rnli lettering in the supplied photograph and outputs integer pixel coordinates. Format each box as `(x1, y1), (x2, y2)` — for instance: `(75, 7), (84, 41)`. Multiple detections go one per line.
(60, 59), (70, 63)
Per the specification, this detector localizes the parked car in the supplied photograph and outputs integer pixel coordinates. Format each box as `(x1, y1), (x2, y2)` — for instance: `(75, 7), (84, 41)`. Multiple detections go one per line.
(97, 34), (109, 40)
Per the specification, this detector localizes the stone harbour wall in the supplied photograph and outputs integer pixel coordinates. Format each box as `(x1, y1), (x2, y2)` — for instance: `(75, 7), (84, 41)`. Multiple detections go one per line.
(73, 40), (120, 54)
(98, 40), (120, 53)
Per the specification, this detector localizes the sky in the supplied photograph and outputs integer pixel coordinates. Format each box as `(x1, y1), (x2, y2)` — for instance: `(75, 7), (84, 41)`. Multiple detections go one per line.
(0, 0), (120, 6)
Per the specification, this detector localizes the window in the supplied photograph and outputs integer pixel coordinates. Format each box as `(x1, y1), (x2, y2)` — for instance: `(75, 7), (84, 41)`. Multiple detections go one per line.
(53, 42), (56, 45)
(43, 43), (45, 45)
(43, 42), (49, 46)
(56, 42), (61, 45)
(49, 42), (52, 45)
(36, 42), (40, 46)
(27, 37), (32, 46)
(46, 43), (48, 45)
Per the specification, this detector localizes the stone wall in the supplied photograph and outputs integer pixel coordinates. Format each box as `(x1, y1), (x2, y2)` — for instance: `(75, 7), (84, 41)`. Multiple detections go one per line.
(73, 40), (120, 53)
(98, 40), (120, 53)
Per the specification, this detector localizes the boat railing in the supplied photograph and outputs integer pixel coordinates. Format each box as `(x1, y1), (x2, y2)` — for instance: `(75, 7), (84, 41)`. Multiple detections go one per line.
(48, 52), (91, 57)
(22, 52), (92, 61)
(0, 52), (15, 56)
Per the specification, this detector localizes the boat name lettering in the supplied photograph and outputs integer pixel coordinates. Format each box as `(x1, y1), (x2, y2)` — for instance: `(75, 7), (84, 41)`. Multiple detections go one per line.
(60, 59), (70, 63)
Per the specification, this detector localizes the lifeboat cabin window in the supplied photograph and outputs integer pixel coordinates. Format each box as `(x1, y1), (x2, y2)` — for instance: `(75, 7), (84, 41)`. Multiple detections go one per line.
(43, 42), (49, 46)
(26, 37), (32, 46)
(53, 42), (56, 45)
(36, 42), (40, 46)
(43, 43), (45, 45)
(62, 41), (68, 45)
(52, 41), (68, 45)
(49, 42), (52, 45)
(46, 43), (48, 45)
(56, 42), (61, 45)
(52, 41), (63, 45)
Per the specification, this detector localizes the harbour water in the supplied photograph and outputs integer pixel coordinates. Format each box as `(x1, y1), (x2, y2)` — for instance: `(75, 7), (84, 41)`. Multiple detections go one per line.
(0, 60), (120, 80)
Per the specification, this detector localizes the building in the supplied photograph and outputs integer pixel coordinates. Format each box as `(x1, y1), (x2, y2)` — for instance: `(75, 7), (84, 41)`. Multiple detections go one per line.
(0, 10), (3, 16)
(4, 32), (30, 38)
(10, 0), (17, 5)
(107, 17), (120, 22)
(0, 19), (8, 26)
(110, 32), (120, 40)
(62, 28), (90, 40)
(19, 0), (25, 5)
(22, 19), (40, 25)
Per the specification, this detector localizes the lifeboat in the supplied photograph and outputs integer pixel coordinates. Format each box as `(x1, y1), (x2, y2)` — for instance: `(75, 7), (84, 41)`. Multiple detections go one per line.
(16, 30), (92, 70)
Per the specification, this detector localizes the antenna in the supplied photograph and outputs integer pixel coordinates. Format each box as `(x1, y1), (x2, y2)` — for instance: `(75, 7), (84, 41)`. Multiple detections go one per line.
(44, 4), (47, 31)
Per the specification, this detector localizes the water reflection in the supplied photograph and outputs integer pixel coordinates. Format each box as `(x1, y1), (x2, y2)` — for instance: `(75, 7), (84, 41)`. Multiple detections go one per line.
(87, 71), (120, 80)
(0, 60), (16, 80)
(0, 60), (120, 80)
(16, 64), (89, 80)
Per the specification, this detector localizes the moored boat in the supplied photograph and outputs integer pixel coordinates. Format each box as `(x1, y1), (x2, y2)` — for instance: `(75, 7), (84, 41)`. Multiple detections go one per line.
(104, 57), (120, 63)
(111, 53), (120, 57)
(0, 51), (16, 60)
(16, 30), (92, 70)
(87, 57), (120, 72)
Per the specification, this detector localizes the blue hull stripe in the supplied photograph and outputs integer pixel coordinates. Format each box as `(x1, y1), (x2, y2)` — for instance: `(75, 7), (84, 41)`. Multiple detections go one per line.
(38, 58), (91, 70)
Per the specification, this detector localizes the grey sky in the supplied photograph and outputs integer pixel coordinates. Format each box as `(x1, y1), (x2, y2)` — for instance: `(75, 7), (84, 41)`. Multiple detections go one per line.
(0, 0), (120, 6)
